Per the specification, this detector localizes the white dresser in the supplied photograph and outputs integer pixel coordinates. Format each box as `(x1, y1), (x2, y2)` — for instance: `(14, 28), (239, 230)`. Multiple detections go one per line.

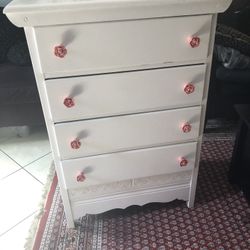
(4, 0), (231, 228)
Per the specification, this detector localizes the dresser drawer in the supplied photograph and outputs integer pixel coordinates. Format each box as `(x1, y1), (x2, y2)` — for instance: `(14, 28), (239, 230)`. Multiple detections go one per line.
(61, 142), (197, 189)
(54, 106), (201, 160)
(35, 15), (212, 78)
(46, 65), (206, 122)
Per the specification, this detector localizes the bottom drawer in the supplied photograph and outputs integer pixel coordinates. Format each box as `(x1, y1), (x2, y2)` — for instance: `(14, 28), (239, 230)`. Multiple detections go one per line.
(61, 142), (197, 189)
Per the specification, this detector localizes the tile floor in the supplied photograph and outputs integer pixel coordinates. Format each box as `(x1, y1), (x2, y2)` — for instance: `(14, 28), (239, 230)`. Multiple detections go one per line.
(0, 125), (52, 250)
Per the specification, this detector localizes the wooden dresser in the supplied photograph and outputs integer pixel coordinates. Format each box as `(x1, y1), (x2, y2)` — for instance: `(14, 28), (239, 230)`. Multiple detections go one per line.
(4, 0), (231, 228)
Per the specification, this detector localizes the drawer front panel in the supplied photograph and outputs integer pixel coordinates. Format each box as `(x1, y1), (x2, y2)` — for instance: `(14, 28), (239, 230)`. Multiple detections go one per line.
(54, 107), (201, 160)
(35, 15), (212, 77)
(61, 142), (197, 189)
(46, 65), (206, 122)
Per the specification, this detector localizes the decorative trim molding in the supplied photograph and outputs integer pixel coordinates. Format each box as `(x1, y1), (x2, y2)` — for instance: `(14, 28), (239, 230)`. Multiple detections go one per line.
(69, 171), (192, 202)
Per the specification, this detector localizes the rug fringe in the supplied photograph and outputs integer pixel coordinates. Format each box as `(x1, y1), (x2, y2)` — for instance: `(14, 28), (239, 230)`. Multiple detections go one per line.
(24, 162), (55, 250)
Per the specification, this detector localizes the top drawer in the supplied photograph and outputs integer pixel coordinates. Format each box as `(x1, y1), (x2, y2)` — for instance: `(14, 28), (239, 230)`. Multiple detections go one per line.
(35, 15), (212, 78)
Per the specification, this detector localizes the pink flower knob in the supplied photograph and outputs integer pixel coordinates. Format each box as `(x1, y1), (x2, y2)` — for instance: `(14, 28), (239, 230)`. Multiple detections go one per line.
(182, 123), (192, 133)
(179, 157), (188, 167)
(71, 139), (81, 149)
(184, 83), (195, 94)
(54, 45), (67, 58)
(64, 97), (75, 108)
(76, 172), (86, 182)
(189, 36), (200, 48)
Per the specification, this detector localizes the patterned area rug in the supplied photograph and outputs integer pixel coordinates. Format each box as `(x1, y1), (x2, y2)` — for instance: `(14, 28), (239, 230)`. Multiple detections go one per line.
(39, 134), (250, 250)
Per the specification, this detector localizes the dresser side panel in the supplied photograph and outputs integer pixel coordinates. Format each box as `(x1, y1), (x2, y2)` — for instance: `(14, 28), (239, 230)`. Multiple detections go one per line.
(187, 14), (218, 207)
(24, 27), (75, 227)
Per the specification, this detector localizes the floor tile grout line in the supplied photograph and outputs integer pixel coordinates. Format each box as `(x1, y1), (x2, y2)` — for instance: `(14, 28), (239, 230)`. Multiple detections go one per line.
(0, 149), (52, 170)
(23, 151), (52, 168)
(0, 149), (23, 180)
(0, 167), (23, 181)
(0, 167), (44, 185)
(0, 149), (52, 182)
(22, 167), (45, 185)
(22, 151), (53, 185)
(0, 210), (39, 238)
(0, 149), (27, 169)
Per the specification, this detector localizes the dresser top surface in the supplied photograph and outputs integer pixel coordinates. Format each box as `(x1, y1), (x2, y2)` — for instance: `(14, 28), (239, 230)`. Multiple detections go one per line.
(4, 0), (232, 27)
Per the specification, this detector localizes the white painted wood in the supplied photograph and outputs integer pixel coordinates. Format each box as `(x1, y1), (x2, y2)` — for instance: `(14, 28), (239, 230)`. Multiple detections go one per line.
(48, 61), (209, 80)
(188, 15), (218, 208)
(34, 15), (212, 77)
(69, 170), (192, 201)
(62, 142), (197, 189)
(54, 107), (201, 160)
(4, 0), (232, 27)
(4, 0), (231, 228)
(24, 27), (75, 228)
(72, 184), (190, 219)
(46, 65), (206, 122)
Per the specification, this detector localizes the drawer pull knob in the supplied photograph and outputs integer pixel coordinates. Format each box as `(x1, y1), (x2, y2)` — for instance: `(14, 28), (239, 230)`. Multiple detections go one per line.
(76, 172), (86, 182)
(54, 45), (67, 58)
(179, 157), (188, 167)
(64, 97), (75, 108)
(182, 123), (192, 133)
(71, 139), (81, 149)
(189, 36), (200, 48)
(184, 83), (195, 94)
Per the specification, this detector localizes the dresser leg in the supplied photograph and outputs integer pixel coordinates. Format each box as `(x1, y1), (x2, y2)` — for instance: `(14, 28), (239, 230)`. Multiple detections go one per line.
(187, 181), (196, 208)
(66, 219), (75, 229)
(186, 198), (194, 208)
(187, 175), (198, 208)
(187, 140), (201, 208)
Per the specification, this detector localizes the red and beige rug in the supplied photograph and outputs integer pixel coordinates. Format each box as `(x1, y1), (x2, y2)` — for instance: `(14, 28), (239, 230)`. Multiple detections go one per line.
(35, 134), (250, 250)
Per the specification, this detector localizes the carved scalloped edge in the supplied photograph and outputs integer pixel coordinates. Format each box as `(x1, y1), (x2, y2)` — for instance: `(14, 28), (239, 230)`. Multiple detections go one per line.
(69, 170), (192, 202)
(71, 183), (191, 220)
